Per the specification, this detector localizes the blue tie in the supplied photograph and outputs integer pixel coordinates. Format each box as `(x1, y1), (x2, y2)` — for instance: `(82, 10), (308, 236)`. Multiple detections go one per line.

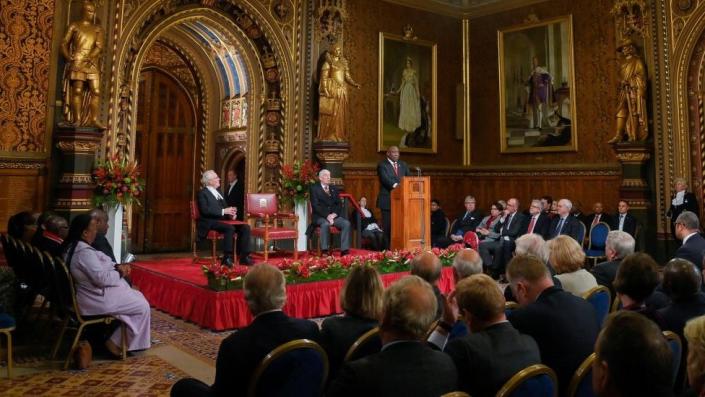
(555, 218), (565, 236)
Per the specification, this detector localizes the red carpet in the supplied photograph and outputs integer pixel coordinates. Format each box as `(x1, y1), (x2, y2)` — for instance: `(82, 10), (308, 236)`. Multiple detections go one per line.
(131, 251), (455, 330)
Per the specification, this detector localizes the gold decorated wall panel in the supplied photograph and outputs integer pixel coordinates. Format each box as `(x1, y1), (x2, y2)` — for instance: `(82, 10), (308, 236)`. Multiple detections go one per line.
(0, 165), (47, 232)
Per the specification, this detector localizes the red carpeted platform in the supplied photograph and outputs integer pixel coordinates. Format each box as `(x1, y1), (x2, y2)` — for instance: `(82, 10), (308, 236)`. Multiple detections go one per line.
(130, 251), (455, 330)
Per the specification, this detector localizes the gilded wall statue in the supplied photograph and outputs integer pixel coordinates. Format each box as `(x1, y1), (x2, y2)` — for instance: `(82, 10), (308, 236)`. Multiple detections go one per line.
(316, 44), (360, 142)
(609, 38), (648, 143)
(60, 1), (105, 129)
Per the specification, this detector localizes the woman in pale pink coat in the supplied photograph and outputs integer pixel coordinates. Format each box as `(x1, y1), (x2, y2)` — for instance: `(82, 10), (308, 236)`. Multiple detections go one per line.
(63, 214), (151, 355)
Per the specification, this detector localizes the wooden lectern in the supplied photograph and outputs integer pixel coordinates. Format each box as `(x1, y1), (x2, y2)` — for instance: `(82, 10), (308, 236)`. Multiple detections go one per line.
(390, 176), (431, 251)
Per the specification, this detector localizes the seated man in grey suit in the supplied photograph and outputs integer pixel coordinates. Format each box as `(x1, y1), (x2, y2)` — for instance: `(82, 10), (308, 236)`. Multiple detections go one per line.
(328, 276), (458, 396)
(310, 169), (351, 255)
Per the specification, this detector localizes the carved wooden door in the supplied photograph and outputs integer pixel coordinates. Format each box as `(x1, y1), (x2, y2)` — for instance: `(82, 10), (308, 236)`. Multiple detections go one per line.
(133, 69), (196, 252)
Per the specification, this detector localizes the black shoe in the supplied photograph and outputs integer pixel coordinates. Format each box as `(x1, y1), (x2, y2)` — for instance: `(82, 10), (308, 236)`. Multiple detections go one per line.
(341, 250), (349, 256)
(240, 255), (253, 266)
(222, 256), (234, 267)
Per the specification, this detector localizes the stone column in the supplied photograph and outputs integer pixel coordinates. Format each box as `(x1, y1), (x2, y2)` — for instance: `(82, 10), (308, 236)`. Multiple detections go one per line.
(313, 141), (349, 188)
(613, 142), (653, 252)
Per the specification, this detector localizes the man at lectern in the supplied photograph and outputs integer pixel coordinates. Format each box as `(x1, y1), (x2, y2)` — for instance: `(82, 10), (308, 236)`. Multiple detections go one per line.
(376, 146), (411, 250)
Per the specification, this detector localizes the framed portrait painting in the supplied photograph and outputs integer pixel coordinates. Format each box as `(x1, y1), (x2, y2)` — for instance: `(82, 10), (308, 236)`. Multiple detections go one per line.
(498, 15), (578, 153)
(378, 32), (437, 153)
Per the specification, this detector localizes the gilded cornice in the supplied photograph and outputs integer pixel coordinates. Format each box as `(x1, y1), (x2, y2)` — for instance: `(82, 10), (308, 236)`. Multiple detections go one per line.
(380, 0), (549, 18)
(0, 160), (45, 169)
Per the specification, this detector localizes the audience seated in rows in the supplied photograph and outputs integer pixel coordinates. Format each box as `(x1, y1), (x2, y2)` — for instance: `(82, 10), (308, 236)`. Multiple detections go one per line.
(327, 275), (458, 396)
(171, 263), (320, 397)
(63, 214), (150, 357)
(504, 233), (565, 302)
(591, 230), (635, 296)
(547, 199), (582, 241)
(673, 211), (705, 271)
(35, 215), (68, 257)
(548, 235), (597, 296)
(479, 198), (525, 279)
(410, 251), (444, 320)
(437, 248), (485, 340)
(612, 253), (662, 325)
(593, 311), (673, 397)
(684, 315), (705, 397)
(506, 254), (599, 395)
(320, 265), (383, 380)
(449, 195), (482, 244)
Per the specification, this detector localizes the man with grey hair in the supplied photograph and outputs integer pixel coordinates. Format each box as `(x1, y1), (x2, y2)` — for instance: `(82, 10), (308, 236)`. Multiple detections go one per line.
(328, 275), (458, 396)
(591, 230), (635, 295)
(449, 195), (482, 243)
(411, 251), (444, 319)
(514, 233), (547, 261)
(674, 210), (705, 271)
(521, 199), (550, 239)
(310, 169), (351, 255)
(196, 170), (252, 266)
(171, 264), (319, 397)
(548, 198), (582, 242)
(452, 248), (483, 282)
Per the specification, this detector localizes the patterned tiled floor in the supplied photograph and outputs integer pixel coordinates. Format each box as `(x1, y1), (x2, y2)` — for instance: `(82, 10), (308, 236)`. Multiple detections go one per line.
(150, 310), (233, 364)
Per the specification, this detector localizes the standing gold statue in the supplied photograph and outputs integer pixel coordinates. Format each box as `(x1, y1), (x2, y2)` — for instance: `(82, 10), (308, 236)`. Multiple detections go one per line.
(317, 44), (360, 142)
(61, 1), (105, 129)
(609, 38), (648, 143)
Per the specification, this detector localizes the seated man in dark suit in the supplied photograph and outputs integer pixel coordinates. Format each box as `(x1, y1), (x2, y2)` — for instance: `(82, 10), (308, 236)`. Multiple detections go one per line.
(36, 215), (68, 257)
(171, 264), (320, 397)
(410, 251), (444, 320)
(611, 200), (637, 238)
(196, 170), (251, 266)
(449, 195), (483, 244)
(310, 169), (351, 255)
(590, 230), (635, 296)
(674, 211), (705, 271)
(583, 201), (613, 231)
(547, 198), (583, 242)
(521, 199), (551, 239)
(31, 211), (56, 247)
(592, 312), (673, 397)
(428, 274), (540, 397)
(328, 276), (458, 396)
(505, 255), (599, 395)
(478, 198), (525, 279)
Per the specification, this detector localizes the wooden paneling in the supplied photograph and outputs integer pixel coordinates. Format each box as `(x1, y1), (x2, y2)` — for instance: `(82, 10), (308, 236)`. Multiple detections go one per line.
(0, 167), (46, 232)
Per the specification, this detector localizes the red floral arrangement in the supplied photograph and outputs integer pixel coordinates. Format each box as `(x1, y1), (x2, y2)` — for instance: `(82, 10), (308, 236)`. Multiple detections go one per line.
(280, 160), (320, 205)
(92, 156), (145, 207)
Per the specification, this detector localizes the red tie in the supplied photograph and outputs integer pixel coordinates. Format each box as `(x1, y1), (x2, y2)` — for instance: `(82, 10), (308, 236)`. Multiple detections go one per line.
(527, 216), (537, 234)
(393, 162), (398, 177)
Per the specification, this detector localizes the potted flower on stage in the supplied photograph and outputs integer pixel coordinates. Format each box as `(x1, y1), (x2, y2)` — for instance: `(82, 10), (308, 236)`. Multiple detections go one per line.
(281, 160), (320, 252)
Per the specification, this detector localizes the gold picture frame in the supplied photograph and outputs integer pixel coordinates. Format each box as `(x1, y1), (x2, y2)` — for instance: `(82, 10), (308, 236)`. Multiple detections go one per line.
(378, 32), (437, 153)
(498, 15), (578, 153)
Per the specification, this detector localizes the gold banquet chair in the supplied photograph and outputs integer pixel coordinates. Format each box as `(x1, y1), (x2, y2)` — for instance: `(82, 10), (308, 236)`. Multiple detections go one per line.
(496, 364), (558, 397)
(344, 326), (381, 362)
(567, 352), (597, 397)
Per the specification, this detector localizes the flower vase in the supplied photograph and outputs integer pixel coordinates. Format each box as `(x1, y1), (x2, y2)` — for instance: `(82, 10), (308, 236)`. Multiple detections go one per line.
(294, 200), (308, 252)
(106, 204), (123, 262)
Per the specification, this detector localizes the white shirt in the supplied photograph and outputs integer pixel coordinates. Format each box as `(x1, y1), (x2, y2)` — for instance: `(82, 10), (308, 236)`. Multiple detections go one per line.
(673, 191), (685, 206)
(206, 186), (226, 216)
(618, 213), (626, 231)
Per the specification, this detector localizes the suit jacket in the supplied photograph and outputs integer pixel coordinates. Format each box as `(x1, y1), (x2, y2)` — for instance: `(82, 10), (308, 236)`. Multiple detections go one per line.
(196, 188), (229, 240)
(310, 183), (344, 224)
(548, 215), (584, 242)
(328, 341), (458, 397)
(611, 213), (637, 238)
(495, 212), (526, 241)
(658, 293), (705, 340)
(444, 322), (541, 397)
(508, 286), (599, 395)
(667, 192), (699, 222)
(320, 315), (379, 381)
(91, 233), (116, 263)
(590, 258), (622, 296)
(451, 210), (483, 236)
(583, 213), (613, 230)
(520, 213), (551, 239)
(211, 311), (320, 397)
(224, 180), (244, 221)
(675, 233), (705, 270)
(376, 159), (411, 211)
(36, 233), (64, 258)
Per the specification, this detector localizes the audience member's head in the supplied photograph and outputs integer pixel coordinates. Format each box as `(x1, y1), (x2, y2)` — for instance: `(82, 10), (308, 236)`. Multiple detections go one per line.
(455, 274), (506, 332)
(617, 200), (629, 215)
(528, 199), (542, 216)
(497, 200), (507, 211)
(380, 275), (437, 341)
(674, 177), (688, 193)
(411, 251), (442, 286)
(514, 233), (547, 262)
(593, 202), (604, 215)
(592, 311), (673, 397)
(546, 235), (585, 274)
(45, 215), (69, 240)
(7, 211), (34, 240)
(613, 253), (659, 305)
(452, 248), (482, 283)
(540, 196), (553, 212)
(89, 208), (110, 235)
(340, 265), (384, 321)
(506, 198), (519, 215)
(63, 213), (98, 255)
(605, 231), (635, 261)
(243, 264), (286, 316)
(431, 199), (441, 212)
(662, 258), (702, 301)
(35, 211), (56, 231)
(684, 315), (705, 395)
(506, 255), (553, 306)
(463, 195), (476, 213)
(675, 211), (700, 240)
(201, 169), (219, 188)
(490, 201), (503, 217)
(226, 169), (237, 183)
(556, 199), (573, 217)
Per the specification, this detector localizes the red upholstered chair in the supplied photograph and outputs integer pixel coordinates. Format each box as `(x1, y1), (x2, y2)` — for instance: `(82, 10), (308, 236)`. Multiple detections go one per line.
(190, 201), (235, 263)
(463, 231), (479, 251)
(247, 193), (298, 261)
(309, 201), (340, 256)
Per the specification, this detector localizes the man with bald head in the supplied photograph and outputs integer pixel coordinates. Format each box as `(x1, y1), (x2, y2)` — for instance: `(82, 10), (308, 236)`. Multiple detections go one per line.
(583, 202), (613, 231)
(328, 275), (458, 396)
(548, 198), (583, 242)
(411, 251), (444, 319)
(310, 169), (351, 255)
(376, 146), (411, 249)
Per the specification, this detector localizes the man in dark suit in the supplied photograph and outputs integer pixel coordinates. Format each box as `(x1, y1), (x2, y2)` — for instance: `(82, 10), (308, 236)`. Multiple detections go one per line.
(548, 198), (583, 242)
(478, 198), (525, 279)
(667, 177), (700, 241)
(328, 275), (458, 396)
(36, 215), (68, 257)
(505, 255), (599, 395)
(583, 201), (613, 231)
(590, 230), (635, 296)
(310, 169), (351, 255)
(376, 146), (411, 249)
(196, 170), (251, 266)
(521, 199), (551, 238)
(170, 264), (320, 397)
(428, 274), (540, 397)
(674, 211), (705, 271)
(611, 200), (637, 238)
(449, 195), (483, 244)
(223, 169), (244, 221)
